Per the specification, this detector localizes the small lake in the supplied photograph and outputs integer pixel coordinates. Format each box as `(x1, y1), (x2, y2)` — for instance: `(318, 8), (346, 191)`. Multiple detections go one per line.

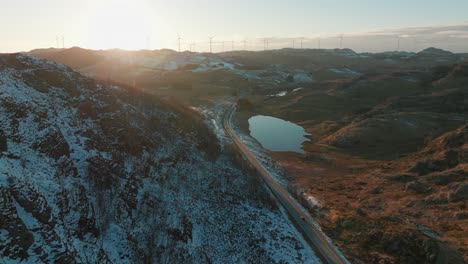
(248, 115), (311, 153)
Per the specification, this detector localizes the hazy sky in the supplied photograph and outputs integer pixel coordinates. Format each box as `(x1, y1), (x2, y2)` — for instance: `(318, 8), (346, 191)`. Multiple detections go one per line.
(2, 0), (468, 52)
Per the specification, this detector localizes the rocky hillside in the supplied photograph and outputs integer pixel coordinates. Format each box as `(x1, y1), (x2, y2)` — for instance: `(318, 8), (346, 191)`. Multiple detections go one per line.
(0, 54), (320, 263)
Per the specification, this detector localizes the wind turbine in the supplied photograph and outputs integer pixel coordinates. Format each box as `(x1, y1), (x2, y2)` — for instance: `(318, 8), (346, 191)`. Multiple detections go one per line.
(317, 36), (321, 49)
(231, 41), (235, 51)
(177, 35), (182, 52)
(208, 36), (215, 53)
(146, 36), (151, 50)
(62, 36), (65, 49)
(242, 40), (247, 50)
(397, 35), (406, 51)
(339, 34), (344, 49)
(189, 43), (196, 52)
(263, 38), (270, 50)
(56, 36), (59, 49)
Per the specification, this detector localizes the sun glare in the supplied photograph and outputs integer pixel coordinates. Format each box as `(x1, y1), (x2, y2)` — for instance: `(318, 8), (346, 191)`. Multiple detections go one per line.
(86, 0), (154, 50)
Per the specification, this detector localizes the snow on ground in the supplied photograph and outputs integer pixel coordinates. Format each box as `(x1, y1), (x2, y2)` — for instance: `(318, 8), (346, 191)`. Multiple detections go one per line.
(268, 91), (288, 97)
(0, 54), (321, 263)
(293, 72), (315, 83)
(137, 52), (261, 79)
(329, 67), (362, 77)
(293, 87), (304, 92)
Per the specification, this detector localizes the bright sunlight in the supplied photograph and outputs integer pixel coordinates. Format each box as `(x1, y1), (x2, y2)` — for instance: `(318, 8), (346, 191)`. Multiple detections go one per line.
(86, 0), (154, 50)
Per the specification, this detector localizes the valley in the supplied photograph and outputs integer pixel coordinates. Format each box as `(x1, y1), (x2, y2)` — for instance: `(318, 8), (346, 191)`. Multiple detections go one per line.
(1, 46), (466, 263)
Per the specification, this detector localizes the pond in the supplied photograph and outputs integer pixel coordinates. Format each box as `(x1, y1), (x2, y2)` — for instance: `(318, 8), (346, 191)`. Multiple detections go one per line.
(248, 115), (311, 153)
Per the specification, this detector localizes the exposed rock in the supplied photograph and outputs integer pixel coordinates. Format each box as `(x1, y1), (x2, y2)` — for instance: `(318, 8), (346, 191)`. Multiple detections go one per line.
(409, 150), (461, 175)
(0, 188), (34, 260)
(424, 193), (449, 204)
(385, 174), (416, 183)
(32, 129), (70, 160)
(448, 184), (468, 202)
(381, 232), (428, 261)
(0, 129), (7, 152)
(405, 181), (432, 194)
(423, 169), (466, 185)
(370, 187), (383, 194)
(410, 160), (442, 176)
(455, 212), (468, 220)
(422, 240), (467, 264)
(356, 208), (367, 216)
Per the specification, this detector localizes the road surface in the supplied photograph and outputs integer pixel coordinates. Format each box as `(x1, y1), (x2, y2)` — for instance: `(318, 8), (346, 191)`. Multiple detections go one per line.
(222, 102), (349, 264)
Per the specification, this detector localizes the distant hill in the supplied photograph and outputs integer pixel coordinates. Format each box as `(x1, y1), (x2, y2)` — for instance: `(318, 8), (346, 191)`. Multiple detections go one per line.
(30, 46), (103, 69)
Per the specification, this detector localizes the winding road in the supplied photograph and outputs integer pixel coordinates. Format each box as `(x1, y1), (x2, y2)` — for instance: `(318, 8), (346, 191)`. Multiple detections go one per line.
(222, 102), (349, 264)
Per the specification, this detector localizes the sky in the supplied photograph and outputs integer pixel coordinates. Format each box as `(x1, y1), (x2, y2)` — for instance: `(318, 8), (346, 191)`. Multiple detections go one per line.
(2, 0), (468, 53)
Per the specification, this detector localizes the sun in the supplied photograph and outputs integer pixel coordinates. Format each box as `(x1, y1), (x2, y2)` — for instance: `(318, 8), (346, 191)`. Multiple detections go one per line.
(86, 0), (155, 50)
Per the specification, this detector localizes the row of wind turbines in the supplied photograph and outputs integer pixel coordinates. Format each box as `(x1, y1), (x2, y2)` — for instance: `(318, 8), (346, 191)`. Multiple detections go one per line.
(175, 34), (407, 53)
(53, 34), (409, 52)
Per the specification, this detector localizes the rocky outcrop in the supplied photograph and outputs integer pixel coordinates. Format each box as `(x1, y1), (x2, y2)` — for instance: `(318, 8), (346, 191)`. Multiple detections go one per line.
(32, 129), (70, 160)
(0, 129), (7, 152)
(448, 184), (468, 202)
(410, 150), (461, 176)
(405, 181), (432, 194)
(423, 168), (466, 185)
(385, 173), (416, 183)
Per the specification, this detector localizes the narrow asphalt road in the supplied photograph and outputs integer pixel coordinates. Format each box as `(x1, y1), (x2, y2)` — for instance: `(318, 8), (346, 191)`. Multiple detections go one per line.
(222, 102), (349, 264)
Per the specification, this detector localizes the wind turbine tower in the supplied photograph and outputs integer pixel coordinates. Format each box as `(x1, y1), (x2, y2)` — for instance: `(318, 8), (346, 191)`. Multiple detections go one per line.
(56, 36), (59, 49)
(177, 35), (182, 52)
(339, 34), (344, 49)
(231, 41), (235, 51)
(62, 36), (65, 49)
(208, 36), (215, 53)
(263, 38), (269, 50)
(317, 36), (321, 49)
(397, 36), (400, 51)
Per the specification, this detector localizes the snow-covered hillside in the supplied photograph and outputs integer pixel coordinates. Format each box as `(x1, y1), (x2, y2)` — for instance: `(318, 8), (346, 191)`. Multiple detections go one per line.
(0, 54), (320, 263)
